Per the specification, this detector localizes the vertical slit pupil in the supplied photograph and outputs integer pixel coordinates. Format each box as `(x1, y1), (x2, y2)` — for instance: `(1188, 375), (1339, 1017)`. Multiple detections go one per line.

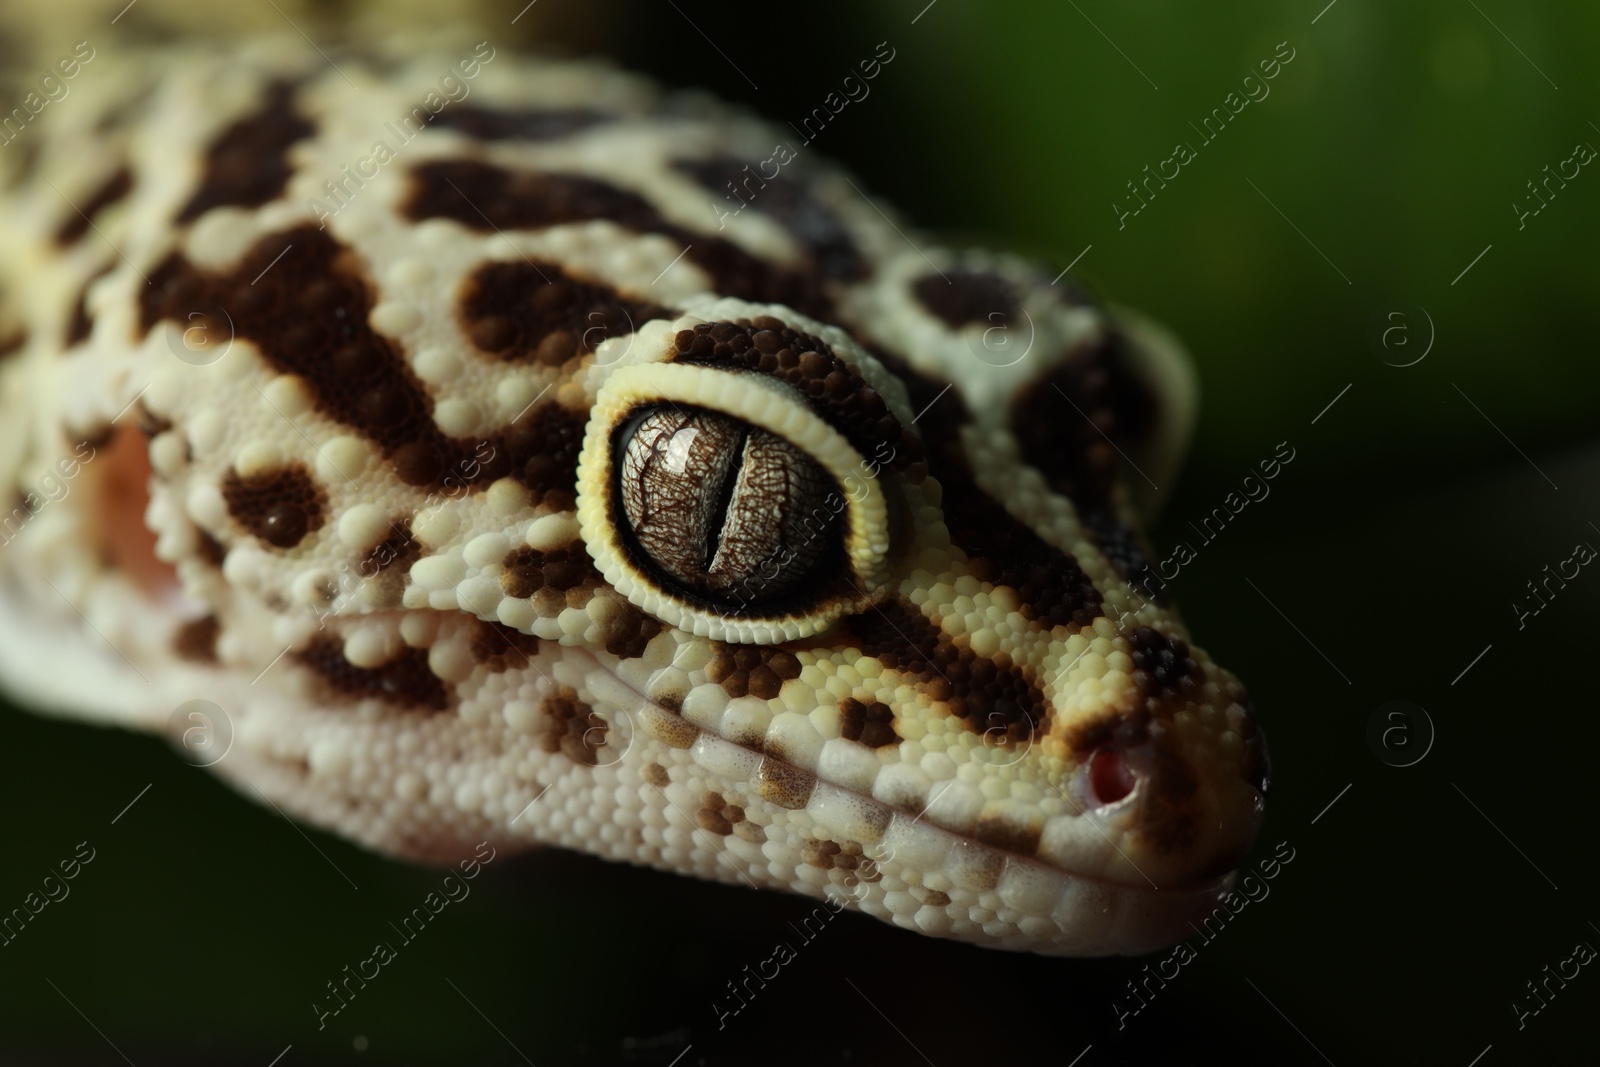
(703, 424), (747, 571)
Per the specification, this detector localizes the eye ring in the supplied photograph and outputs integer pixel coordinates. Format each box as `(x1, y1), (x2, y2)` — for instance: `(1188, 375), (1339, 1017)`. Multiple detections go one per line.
(576, 359), (895, 643)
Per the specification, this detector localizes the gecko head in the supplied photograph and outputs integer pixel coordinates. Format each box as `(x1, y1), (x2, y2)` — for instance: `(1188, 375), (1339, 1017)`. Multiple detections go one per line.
(6, 44), (1265, 955)
(575, 295), (1269, 952)
(45, 244), (1262, 955)
(0, 43), (1260, 959)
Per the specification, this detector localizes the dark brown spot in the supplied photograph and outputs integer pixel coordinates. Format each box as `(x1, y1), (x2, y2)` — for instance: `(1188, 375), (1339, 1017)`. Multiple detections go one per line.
(172, 615), (220, 663)
(845, 600), (1045, 741)
(641, 762), (671, 788)
(1064, 706), (1152, 757)
(973, 812), (1042, 855)
(502, 404), (587, 507)
(869, 345), (1103, 629)
(470, 620), (540, 673)
(803, 839), (839, 868)
(911, 270), (1019, 329)
(695, 790), (744, 836)
(1009, 331), (1160, 512)
(754, 755), (815, 810)
(404, 160), (833, 318)
(460, 260), (670, 365)
(140, 226), (582, 501)
(1081, 507), (1170, 607)
(538, 686), (607, 765)
(839, 697), (897, 749)
(196, 530), (228, 567)
(178, 81), (313, 222)
(359, 520), (419, 577)
(1127, 627), (1204, 705)
(802, 837), (877, 875)
(296, 636), (450, 711)
(601, 600), (662, 660)
(56, 166), (132, 245)
(669, 319), (920, 475)
(0, 328), (26, 362)
(707, 644), (801, 700)
(66, 264), (114, 348)
(500, 543), (599, 600)
(675, 155), (868, 281)
(911, 886), (951, 907)
(221, 464), (325, 549)
(431, 106), (615, 141)
(652, 711), (699, 750)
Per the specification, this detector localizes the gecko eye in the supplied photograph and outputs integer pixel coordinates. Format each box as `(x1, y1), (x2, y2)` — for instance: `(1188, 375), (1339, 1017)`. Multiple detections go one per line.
(575, 313), (908, 644)
(615, 405), (839, 604)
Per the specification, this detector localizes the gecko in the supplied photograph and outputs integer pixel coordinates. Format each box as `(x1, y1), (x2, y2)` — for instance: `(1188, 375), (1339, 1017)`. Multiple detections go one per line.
(0, 32), (1267, 956)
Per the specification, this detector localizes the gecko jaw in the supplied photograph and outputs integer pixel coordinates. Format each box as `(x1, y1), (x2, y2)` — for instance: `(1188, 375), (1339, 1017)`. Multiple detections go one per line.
(585, 649), (1247, 956)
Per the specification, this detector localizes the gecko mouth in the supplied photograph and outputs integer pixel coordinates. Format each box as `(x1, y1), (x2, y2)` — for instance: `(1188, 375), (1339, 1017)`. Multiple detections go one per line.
(581, 651), (1240, 955)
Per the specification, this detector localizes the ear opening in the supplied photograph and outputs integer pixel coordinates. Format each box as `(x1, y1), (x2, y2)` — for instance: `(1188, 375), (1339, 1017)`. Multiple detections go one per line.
(93, 424), (180, 600)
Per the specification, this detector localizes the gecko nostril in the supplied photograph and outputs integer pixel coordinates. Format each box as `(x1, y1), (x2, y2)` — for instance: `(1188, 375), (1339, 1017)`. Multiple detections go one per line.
(1088, 745), (1137, 806)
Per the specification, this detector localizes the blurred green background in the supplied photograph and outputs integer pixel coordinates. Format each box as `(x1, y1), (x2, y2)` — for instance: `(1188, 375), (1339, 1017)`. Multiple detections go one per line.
(2, 1), (1597, 1063)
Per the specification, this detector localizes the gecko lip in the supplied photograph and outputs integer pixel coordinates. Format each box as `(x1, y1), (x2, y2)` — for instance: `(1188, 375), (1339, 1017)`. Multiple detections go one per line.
(583, 653), (1253, 954)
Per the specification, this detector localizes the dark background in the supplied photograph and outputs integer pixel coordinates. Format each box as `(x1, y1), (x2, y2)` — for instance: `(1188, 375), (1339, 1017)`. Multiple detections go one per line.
(2, 1), (1597, 1063)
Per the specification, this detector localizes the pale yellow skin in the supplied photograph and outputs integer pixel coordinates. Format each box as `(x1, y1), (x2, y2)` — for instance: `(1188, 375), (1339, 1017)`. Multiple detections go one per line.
(0, 36), (1264, 955)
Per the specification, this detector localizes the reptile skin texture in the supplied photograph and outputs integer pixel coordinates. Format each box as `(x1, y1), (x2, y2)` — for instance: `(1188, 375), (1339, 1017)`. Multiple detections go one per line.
(0, 35), (1267, 956)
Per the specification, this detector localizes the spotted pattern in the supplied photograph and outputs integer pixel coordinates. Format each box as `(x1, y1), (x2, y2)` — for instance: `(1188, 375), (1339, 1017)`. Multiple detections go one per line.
(846, 600), (1043, 741)
(461, 260), (670, 366)
(500, 543), (596, 599)
(1127, 626), (1205, 705)
(695, 789), (745, 836)
(296, 636), (450, 712)
(56, 166), (132, 245)
(536, 686), (607, 765)
(1081, 507), (1170, 607)
(0, 43), (1265, 959)
(142, 227), (587, 503)
(706, 644), (802, 700)
(1010, 333), (1159, 510)
(359, 521), (420, 577)
(911, 269), (1019, 328)
(177, 81), (312, 223)
(865, 344), (1105, 628)
(599, 601), (662, 659)
(404, 160), (833, 317)
(838, 697), (897, 748)
(675, 155), (868, 281)
(801, 838), (881, 880)
(470, 620), (541, 673)
(430, 105), (615, 142)
(221, 464), (325, 549)
(66, 264), (113, 348)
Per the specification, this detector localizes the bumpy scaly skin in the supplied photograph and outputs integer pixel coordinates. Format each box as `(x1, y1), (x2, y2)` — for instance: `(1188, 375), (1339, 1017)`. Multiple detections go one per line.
(0, 37), (1266, 955)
